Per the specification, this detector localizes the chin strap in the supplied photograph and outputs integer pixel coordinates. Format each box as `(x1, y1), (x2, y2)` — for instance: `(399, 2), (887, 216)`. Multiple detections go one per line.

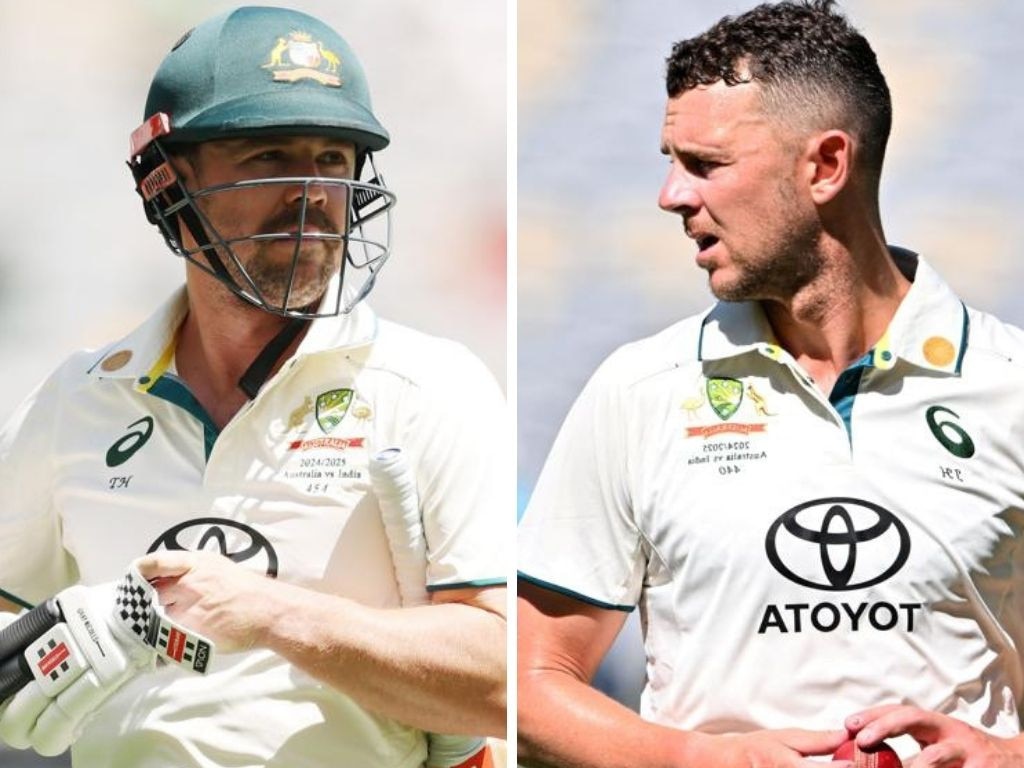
(237, 317), (310, 399)
(175, 197), (239, 288)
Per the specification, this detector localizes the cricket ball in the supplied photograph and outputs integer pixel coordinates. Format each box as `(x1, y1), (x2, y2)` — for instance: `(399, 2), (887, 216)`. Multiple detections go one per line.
(833, 739), (902, 768)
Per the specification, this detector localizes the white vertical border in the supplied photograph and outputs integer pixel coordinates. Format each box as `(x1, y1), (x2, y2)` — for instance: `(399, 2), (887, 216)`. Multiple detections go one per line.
(506, 0), (519, 763)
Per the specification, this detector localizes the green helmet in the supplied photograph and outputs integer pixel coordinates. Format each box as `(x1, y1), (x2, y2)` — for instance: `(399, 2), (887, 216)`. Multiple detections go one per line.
(145, 6), (389, 151)
(128, 6), (396, 320)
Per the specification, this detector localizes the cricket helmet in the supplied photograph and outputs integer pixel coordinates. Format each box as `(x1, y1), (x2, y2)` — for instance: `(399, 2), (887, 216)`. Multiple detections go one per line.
(128, 6), (396, 318)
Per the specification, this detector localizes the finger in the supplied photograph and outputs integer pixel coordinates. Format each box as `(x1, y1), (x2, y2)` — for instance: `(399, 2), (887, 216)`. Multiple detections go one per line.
(32, 672), (98, 756)
(147, 585), (208, 631)
(135, 552), (197, 581)
(0, 682), (48, 749)
(855, 709), (945, 747)
(846, 704), (908, 732)
(800, 761), (851, 768)
(34, 666), (127, 756)
(145, 576), (188, 609)
(147, 577), (188, 606)
(777, 728), (852, 755)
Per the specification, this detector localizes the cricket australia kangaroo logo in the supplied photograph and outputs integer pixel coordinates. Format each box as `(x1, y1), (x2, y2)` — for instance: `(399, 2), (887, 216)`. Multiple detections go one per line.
(316, 388), (353, 433)
(707, 377), (743, 420)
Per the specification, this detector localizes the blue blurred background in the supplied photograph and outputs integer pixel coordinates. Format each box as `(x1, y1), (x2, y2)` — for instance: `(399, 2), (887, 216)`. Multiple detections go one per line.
(519, 0), (1024, 711)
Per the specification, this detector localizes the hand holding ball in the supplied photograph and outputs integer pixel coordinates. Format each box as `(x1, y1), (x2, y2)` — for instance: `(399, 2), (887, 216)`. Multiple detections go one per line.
(833, 739), (902, 768)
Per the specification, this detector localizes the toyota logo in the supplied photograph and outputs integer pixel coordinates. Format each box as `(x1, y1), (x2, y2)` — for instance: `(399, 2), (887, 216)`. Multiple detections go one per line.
(765, 498), (910, 591)
(148, 517), (279, 577)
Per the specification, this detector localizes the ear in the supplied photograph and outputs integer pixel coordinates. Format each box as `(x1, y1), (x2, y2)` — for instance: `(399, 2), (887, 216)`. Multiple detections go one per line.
(805, 130), (852, 205)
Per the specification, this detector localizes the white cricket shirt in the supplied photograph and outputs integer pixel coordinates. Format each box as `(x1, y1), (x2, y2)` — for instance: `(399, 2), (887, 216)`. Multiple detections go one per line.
(0, 287), (507, 767)
(519, 250), (1024, 746)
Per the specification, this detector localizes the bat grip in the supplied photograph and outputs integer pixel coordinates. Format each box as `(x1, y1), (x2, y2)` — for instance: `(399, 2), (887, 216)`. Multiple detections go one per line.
(0, 599), (63, 701)
(0, 654), (31, 702)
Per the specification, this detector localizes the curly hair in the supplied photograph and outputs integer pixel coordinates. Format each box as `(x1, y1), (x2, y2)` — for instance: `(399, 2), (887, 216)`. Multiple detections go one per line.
(666, 0), (891, 184)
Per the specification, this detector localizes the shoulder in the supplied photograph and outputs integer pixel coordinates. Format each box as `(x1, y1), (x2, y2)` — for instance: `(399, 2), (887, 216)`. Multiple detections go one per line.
(963, 305), (1024, 373)
(586, 311), (709, 394)
(27, 347), (115, 401)
(364, 319), (502, 394)
(13, 289), (188, 411)
(0, 347), (113, 448)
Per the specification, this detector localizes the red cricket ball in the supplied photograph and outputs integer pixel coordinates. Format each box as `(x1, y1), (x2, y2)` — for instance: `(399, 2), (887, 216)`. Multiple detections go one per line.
(833, 739), (902, 768)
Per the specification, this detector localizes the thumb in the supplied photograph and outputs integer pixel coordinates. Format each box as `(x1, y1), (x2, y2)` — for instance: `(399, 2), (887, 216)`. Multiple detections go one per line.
(914, 742), (965, 768)
(135, 552), (197, 582)
(778, 729), (852, 756)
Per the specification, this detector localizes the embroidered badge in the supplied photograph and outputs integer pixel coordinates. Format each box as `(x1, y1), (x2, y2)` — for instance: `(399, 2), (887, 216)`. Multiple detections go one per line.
(707, 377), (744, 420)
(101, 349), (133, 372)
(923, 336), (955, 367)
(746, 383), (775, 417)
(263, 31), (342, 86)
(316, 388), (354, 433)
(683, 376), (773, 440)
(288, 396), (314, 430)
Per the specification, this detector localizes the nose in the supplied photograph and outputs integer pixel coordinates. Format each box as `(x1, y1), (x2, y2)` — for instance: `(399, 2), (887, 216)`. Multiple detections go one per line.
(658, 165), (701, 215)
(283, 157), (332, 209)
(285, 177), (330, 210)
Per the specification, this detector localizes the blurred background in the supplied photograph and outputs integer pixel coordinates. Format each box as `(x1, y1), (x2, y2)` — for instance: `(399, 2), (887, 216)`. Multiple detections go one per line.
(519, 0), (1024, 713)
(0, 0), (506, 413)
(0, 1), (505, 766)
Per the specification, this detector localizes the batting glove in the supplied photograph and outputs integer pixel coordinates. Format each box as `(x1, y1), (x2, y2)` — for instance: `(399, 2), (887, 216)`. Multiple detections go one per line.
(0, 561), (215, 756)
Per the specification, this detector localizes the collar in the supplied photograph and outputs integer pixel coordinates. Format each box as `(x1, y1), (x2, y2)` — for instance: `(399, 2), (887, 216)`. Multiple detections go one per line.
(86, 287), (189, 386)
(697, 249), (968, 375)
(87, 285), (380, 391)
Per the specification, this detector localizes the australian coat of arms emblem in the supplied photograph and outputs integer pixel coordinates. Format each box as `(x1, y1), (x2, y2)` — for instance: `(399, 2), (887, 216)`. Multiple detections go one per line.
(263, 31), (342, 87)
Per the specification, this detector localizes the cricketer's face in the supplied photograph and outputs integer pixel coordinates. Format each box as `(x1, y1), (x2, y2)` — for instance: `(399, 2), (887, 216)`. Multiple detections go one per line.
(177, 136), (356, 311)
(658, 80), (823, 304)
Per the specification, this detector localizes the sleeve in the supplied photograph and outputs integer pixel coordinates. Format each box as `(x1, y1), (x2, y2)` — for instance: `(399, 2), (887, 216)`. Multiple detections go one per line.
(0, 371), (78, 605)
(517, 350), (644, 611)
(403, 343), (509, 592)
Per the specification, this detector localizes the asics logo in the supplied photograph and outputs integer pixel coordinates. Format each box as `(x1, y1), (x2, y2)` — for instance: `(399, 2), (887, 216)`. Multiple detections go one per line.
(765, 498), (911, 591)
(105, 417), (154, 467)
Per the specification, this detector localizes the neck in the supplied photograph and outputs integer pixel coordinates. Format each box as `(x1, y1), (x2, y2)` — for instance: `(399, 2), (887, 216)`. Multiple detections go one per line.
(762, 232), (910, 395)
(176, 273), (308, 429)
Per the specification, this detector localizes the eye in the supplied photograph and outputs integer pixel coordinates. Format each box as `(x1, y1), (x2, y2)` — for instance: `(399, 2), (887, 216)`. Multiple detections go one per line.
(318, 150), (352, 167)
(247, 149), (284, 163)
(686, 157), (722, 177)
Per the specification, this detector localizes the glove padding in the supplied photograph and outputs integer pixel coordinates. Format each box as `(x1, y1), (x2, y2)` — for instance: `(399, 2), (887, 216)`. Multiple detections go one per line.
(0, 561), (215, 756)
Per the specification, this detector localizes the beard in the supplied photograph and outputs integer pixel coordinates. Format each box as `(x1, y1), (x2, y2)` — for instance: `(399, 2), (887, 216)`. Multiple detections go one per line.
(220, 204), (345, 311)
(244, 239), (342, 310)
(707, 182), (824, 304)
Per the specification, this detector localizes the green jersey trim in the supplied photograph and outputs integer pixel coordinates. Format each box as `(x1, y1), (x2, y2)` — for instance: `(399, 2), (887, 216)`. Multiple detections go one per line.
(426, 577), (506, 592)
(829, 351), (873, 444)
(954, 302), (969, 374)
(145, 374), (219, 460)
(518, 572), (635, 612)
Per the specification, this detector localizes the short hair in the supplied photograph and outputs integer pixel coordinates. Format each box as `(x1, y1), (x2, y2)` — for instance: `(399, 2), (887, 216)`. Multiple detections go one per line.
(666, 0), (891, 185)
